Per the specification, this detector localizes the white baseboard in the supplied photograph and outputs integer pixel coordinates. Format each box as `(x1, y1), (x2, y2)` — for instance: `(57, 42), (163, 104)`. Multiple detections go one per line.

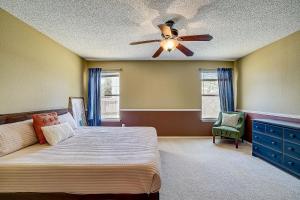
(158, 136), (252, 145)
(120, 109), (201, 111)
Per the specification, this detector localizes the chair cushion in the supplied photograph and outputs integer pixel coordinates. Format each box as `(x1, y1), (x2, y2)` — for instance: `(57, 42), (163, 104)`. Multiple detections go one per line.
(213, 126), (240, 139)
(213, 126), (239, 133)
(221, 113), (240, 127)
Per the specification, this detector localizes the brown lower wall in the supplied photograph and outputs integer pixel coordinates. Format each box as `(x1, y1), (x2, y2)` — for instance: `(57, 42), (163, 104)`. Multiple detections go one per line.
(102, 111), (213, 136)
(244, 112), (300, 143)
(7, 108), (299, 140)
(102, 111), (300, 141)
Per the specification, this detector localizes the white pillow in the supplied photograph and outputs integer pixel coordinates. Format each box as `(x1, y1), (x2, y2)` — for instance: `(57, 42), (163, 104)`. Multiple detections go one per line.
(41, 123), (75, 145)
(221, 113), (240, 127)
(58, 112), (77, 129)
(0, 119), (38, 156)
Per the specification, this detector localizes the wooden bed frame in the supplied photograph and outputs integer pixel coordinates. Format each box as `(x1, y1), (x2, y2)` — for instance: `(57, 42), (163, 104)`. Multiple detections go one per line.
(0, 108), (159, 200)
(0, 108), (69, 125)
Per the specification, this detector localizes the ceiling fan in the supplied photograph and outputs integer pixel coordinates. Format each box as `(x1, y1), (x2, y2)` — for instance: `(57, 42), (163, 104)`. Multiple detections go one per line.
(129, 20), (213, 58)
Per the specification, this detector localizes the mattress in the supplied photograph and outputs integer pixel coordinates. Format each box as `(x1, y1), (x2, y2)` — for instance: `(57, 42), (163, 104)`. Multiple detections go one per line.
(0, 126), (161, 194)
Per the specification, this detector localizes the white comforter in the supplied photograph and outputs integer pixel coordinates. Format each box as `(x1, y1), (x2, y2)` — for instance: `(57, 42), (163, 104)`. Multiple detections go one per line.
(0, 126), (161, 194)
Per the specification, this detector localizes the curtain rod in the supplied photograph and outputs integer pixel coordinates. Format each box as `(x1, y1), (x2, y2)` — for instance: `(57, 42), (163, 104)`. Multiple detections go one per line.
(198, 67), (232, 70)
(102, 68), (122, 71)
(198, 68), (217, 71)
(88, 68), (122, 71)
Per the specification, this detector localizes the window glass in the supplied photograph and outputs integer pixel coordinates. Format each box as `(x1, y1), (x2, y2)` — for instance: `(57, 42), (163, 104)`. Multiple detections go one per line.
(101, 72), (120, 120)
(201, 70), (220, 120)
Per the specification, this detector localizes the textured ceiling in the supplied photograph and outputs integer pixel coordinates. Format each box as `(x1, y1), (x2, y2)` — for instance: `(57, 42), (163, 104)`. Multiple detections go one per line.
(0, 0), (300, 60)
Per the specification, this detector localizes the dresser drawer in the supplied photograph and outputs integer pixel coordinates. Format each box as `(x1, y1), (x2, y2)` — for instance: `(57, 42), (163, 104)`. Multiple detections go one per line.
(253, 143), (282, 164)
(253, 132), (282, 152)
(284, 141), (300, 159)
(283, 155), (300, 175)
(266, 124), (283, 138)
(253, 121), (265, 133)
(284, 128), (300, 144)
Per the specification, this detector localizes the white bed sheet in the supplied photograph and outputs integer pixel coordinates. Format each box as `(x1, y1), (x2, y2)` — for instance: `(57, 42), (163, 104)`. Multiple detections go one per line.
(0, 126), (161, 194)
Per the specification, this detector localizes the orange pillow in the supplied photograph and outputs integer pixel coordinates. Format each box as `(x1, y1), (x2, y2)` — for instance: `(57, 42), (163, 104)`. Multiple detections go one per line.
(32, 112), (60, 144)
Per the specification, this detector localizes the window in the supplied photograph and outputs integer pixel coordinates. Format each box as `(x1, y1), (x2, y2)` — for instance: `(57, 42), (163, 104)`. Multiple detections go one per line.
(101, 71), (120, 120)
(201, 69), (220, 120)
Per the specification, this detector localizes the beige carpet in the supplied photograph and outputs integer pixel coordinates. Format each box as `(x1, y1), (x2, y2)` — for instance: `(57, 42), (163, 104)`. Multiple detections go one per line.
(158, 138), (300, 200)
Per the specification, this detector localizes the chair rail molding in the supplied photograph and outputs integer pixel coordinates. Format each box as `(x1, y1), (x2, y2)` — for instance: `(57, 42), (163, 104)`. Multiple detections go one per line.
(236, 109), (300, 120)
(120, 109), (201, 111)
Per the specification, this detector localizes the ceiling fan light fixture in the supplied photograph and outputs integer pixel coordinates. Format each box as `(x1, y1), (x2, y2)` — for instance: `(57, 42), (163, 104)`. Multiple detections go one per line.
(130, 20), (212, 58)
(160, 39), (178, 52)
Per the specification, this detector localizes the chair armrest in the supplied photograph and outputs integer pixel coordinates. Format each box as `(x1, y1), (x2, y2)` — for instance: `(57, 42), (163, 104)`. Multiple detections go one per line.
(235, 123), (243, 130)
(235, 117), (245, 131)
(213, 120), (221, 127)
(213, 113), (222, 127)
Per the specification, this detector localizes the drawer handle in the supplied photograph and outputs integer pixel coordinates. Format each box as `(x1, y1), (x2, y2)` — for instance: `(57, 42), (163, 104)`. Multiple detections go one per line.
(254, 136), (258, 139)
(287, 161), (294, 166)
(255, 126), (258, 129)
(287, 147), (294, 151)
(254, 146), (258, 150)
(271, 141), (276, 145)
(271, 154), (276, 158)
(270, 129), (274, 133)
(289, 134), (295, 138)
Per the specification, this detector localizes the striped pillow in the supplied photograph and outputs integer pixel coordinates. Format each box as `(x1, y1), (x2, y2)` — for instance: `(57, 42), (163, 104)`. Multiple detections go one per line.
(41, 123), (75, 145)
(0, 120), (38, 156)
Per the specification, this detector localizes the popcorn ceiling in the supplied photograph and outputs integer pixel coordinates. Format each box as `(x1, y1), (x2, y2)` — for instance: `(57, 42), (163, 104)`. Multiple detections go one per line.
(0, 0), (299, 60)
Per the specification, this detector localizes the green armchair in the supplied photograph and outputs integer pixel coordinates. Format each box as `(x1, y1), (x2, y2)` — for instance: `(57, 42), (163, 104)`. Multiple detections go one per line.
(212, 112), (245, 148)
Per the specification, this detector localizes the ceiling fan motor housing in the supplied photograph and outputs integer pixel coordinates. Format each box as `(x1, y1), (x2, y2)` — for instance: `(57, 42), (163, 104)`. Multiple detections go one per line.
(171, 29), (178, 37)
(165, 20), (175, 27)
(165, 20), (178, 38)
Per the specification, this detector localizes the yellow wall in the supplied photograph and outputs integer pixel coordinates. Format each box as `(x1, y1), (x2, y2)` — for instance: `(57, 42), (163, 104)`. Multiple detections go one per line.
(0, 9), (83, 114)
(85, 61), (233, 109)
(237, 31), (300, 115)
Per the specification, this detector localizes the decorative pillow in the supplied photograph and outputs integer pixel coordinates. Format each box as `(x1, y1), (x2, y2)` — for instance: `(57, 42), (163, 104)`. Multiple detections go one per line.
(58, 112), (77, 130)
(0, 119), (38, 157)
(32, 112), (60, 144)
(221, 113), (240, 127)
(41, 123), (75, 145)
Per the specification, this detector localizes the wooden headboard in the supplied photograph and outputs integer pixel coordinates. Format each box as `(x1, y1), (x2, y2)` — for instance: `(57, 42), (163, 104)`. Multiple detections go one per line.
(0, 108), (69, 125)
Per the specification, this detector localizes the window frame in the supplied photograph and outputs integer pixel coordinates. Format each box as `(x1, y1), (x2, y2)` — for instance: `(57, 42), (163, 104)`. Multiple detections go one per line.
(101, 71), (120, 121)
(200, 69), (220, 121)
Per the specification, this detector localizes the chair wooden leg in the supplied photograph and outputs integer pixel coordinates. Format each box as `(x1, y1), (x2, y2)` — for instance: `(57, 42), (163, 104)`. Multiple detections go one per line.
(213, 135), (215, 143)
(235, 139), (239, 148)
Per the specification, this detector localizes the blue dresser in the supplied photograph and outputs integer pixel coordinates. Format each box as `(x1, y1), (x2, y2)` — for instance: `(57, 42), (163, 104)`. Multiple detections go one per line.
(252, 119), (300, 178)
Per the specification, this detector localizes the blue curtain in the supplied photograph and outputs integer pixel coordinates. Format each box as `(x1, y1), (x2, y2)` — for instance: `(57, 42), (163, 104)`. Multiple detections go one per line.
(217, 68), (234, 112)
(87, 68), (102, 126)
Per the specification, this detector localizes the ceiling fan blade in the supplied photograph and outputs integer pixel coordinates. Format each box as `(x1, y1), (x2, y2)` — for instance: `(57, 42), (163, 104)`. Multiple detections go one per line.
(152, 47), (164, 58)
(130, 40), (160, 45)
(178, 34), (213, 41)
(158, 24), (172, 38)
(176, 43), (194, 56)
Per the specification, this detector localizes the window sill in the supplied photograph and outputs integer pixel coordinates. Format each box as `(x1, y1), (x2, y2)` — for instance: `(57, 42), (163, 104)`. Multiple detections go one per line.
(201, 118), (217, 122)
(102, 119), (121, 122)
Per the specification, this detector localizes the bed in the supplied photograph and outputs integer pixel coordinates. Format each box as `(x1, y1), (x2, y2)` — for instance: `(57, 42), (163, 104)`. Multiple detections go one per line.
(0, 109), (161, 200)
